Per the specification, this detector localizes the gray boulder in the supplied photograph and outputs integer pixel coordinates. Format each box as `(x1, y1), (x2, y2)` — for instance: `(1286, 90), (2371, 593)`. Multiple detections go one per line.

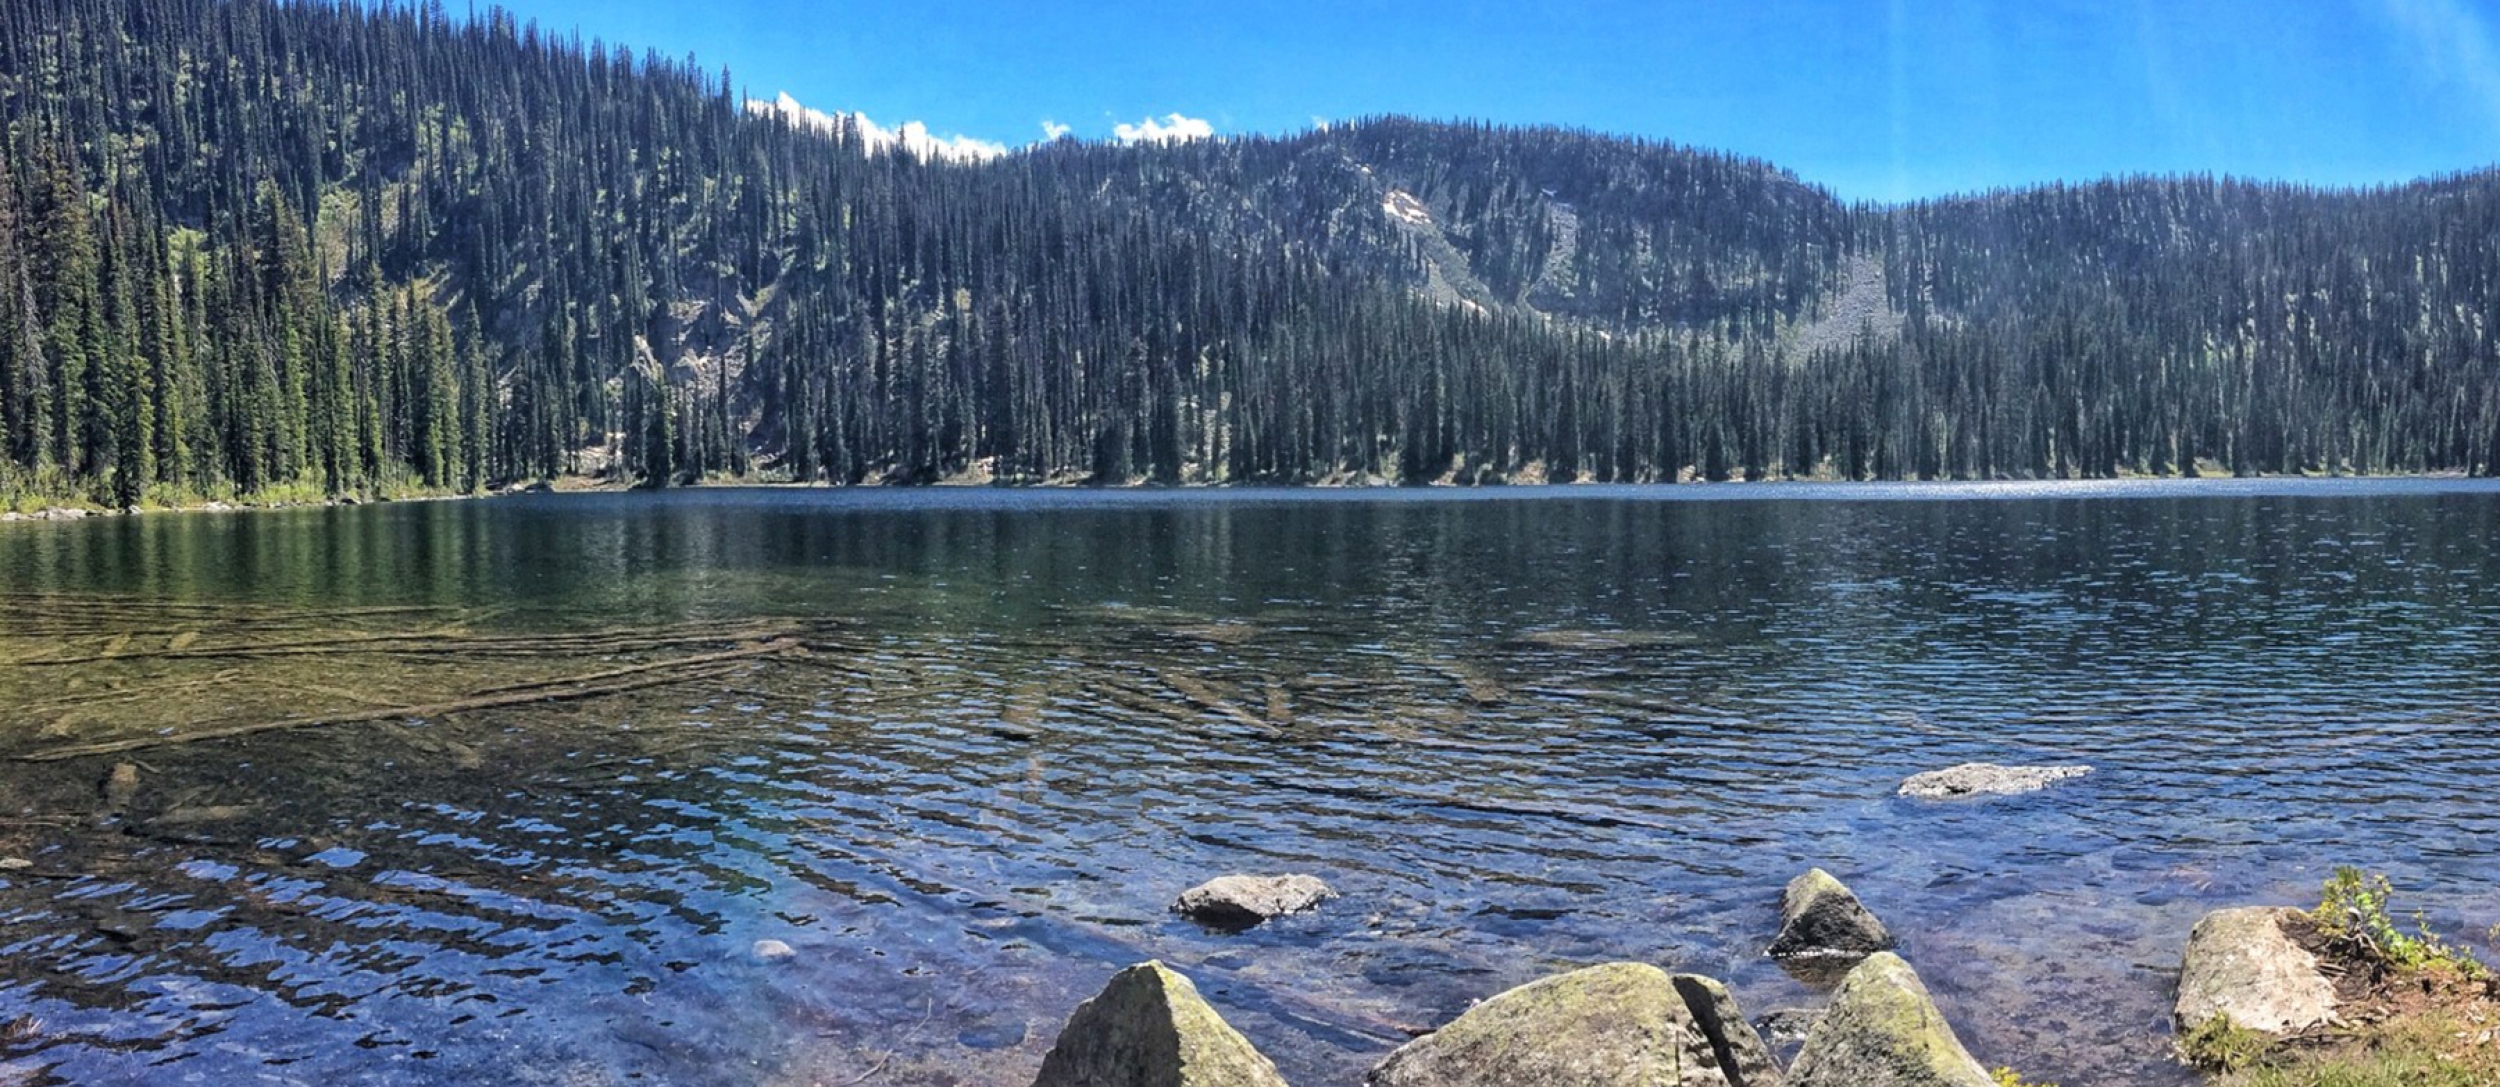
(1769, 868), (1894, 959)
(1672, 973), (1786, 1087)
(1367, 962), (1780, 1087)
(1786, 953), (1991, 1087)
(1897, 763), (2090, 799)
(1173, 874), (1336, 929)
(1032, 961), (1289, 1087)
(2174, 906), (2337, 1039)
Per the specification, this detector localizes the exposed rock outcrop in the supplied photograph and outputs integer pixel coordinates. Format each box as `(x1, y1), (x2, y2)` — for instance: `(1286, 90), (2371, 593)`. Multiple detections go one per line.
(1173, 874), (1336, 930)
(1897, 763), (2090, 799)
(1367, 961), (1779, 1087)
(1032, 961), (1289, 1087)
(1769, 869), (1894, 959)
(2174, 906), (2337, 1039)
(1785, 953), (1991, 1087)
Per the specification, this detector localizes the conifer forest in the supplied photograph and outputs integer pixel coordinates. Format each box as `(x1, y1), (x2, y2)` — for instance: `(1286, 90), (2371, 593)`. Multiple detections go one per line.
(3, 0), (2498, 505)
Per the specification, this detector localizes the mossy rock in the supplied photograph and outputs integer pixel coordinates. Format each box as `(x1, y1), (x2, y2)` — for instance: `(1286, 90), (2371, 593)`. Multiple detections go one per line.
(1785, 953), (1990, 1087)
(1031, 961), (1290, 1087)
(1367, 961), (1775, 1087)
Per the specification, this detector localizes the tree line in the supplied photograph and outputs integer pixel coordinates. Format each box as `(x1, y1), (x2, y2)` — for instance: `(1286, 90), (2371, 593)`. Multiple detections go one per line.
(1, 0), (2496, 508)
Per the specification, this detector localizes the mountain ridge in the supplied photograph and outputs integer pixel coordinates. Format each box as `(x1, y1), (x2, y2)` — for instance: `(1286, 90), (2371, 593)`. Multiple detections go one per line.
(0, 0), (2495, 506)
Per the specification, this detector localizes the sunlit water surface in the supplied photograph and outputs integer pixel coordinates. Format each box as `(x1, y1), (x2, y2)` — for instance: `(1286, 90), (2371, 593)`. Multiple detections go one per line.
(5, 481), (2500, 1086)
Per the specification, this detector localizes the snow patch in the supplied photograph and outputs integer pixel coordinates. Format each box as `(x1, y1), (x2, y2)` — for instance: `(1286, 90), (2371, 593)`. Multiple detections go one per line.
(1382, 189), (1433, 227)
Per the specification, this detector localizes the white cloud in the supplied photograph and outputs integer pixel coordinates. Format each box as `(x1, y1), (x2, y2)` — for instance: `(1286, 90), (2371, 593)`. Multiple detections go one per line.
(748, 92), (1010, 163)
(1113, 112), (1215, 145)
(1041, 120), (1074, 140)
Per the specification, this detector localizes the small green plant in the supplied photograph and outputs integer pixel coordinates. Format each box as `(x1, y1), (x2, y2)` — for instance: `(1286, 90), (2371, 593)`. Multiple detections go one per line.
(1991, 1066), (2060, 1087)
(2313, 867), (2484, 975)
(2180, 1013), (2276, 1072)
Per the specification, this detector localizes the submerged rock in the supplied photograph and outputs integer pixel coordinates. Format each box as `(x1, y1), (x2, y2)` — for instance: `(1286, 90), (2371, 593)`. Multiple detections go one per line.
(750, 938), (796, 962)
(1786, 953), (1991, 1087)
(100, 762), (140, 817)
(2174, 906), (2337, 1039)
(1367, 961), (1779, 1087)
(1754, 1007), (1822, 1057)
(1897, 763), (2090, 799)
(1032, 960), (1288, 1087)
(1173, 874), (1336, 930)
(1769, 868), (1894, 959)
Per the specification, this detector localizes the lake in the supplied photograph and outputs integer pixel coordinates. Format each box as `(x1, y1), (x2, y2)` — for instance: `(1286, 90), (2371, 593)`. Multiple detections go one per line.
(6, 480), (2500, 1086)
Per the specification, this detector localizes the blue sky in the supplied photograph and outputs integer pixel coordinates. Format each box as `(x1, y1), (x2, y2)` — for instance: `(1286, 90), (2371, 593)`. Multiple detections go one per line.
(485, 0), (2500, 202)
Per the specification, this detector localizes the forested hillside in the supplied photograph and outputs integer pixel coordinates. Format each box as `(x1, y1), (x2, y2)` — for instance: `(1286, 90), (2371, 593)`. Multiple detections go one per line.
(1, 0), (2496, 506)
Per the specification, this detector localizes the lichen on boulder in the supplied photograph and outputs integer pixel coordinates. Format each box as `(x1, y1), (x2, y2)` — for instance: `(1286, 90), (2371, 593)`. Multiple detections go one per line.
(1366, 961), (1779, 1087)
(1031, 960), (1289, 1087)
(1784, 952), (1991, 1087)
(2174, 906), (2337, 1040)
(1769, 868), (1895, 959)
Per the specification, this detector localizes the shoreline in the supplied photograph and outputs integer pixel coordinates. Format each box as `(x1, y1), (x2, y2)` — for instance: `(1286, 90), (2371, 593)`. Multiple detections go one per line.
(2, 469), (2490, 524)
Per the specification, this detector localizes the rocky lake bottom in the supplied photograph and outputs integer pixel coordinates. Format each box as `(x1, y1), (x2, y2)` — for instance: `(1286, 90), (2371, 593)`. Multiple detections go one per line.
(5, 481), (2500, 1085)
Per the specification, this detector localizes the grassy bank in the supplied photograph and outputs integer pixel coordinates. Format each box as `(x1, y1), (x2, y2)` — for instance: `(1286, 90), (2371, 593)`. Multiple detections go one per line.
(2186, 869), (2500, 1087)
(0, 465), (483, 516)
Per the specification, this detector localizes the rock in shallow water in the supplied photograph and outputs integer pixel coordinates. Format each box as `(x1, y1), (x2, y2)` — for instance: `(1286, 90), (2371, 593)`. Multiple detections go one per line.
(1172, 874), (1336, 929)
(1367, 962), (1780, 1087)
(1032, 960), (1288, 1087)
(1897, 762), (2090, 799)
(1786, 952), (1992, 1087)
(1769, 868), (1894, 959)
(2174, 906), (2337, 1039)
(750, 938), (796, 962)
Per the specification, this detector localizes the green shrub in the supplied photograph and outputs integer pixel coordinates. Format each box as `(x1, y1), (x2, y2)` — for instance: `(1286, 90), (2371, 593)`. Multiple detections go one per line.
(2314, 867), (2484, 976)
